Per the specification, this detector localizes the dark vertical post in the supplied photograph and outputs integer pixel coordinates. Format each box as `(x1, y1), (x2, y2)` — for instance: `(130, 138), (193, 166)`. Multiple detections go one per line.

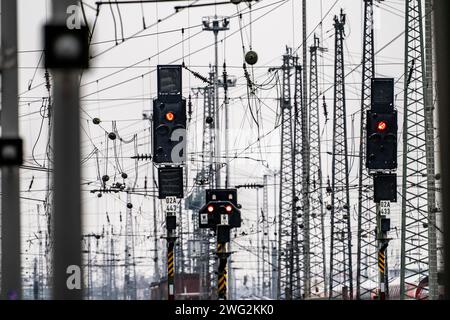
(434, 0), (450, 299)
(51, 0), (83, 299)
(1, 0), (21, 300)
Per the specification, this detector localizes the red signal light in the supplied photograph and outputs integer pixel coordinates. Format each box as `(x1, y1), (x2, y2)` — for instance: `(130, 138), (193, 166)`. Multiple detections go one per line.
(207, 205), (214, 213)
(165, 112), (175, 121)
(225, 205), (233, 213)
(377, 121), (387, 132)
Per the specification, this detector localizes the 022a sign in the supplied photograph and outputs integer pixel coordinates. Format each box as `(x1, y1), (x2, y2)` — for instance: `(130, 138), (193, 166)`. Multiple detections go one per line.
(165, 196), (178, 213)
(380, 201), (390, 215)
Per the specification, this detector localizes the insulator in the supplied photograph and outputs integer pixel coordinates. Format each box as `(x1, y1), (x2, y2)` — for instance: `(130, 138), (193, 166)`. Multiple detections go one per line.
(132, 154), (152, 161)
(245, 50), (258, 65)
(127, 203), (133, 209)
(188, 95), (193, 121)
(108, 132), (117, 140)
(102, 175), (110, 182)
(93, 117), (101, 125)
(121, 172), (128, 179)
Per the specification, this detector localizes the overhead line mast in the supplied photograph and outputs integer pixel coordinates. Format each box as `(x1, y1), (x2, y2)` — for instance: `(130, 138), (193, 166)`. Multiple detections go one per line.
(400, 0), (438, 300)
(277, 47), (297, 300)
(293, 56), (304, 300)
(329, 10), (353, 300)
(356, 0), (378, 300)
(309, 35), (328, 298)
(300, 2), (311, 299)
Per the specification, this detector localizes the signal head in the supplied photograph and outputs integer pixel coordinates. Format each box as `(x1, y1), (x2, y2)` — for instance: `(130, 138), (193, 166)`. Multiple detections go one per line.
(225, 204), (233, 213)
(207, 204), (214, 213)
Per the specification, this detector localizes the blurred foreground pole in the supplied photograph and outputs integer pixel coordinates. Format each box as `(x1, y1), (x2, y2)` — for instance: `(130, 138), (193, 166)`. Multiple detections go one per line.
(1, 0), (21, 300)
(51, 0), (83, 299)
(434, 0), (450, 299)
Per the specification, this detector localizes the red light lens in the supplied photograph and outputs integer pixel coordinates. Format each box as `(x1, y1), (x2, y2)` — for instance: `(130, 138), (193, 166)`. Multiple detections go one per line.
(165, 112), (175, 121)
(225, 205), (233, 213)
(207, 205), (214, 213)
(377, 121), (387, 131)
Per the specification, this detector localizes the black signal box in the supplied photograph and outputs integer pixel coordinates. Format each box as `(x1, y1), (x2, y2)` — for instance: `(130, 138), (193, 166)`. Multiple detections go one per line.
(158, 166), (184, 199)
(373, 173), (397, 203)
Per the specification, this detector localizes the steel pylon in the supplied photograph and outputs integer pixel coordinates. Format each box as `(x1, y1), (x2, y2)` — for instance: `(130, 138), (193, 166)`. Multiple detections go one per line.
(277, 47), (297, 300)
(329, 10), (353, 300)
(356, 0), (378, 300)
(309, 35), (328, 298)
(400, 0), (438, 300)
(262, 175), (271, 297)
(293, 56), (304, 300)
(124, 192), (137, 300)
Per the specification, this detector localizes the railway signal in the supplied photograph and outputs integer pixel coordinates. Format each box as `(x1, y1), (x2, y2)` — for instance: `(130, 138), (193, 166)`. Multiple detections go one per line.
(153, 65), (186, 164)
(366, 78), (397, 171)
(198, 189), (242, 300)
(365, 78), (397, 300)
(366, 111), (398, 170)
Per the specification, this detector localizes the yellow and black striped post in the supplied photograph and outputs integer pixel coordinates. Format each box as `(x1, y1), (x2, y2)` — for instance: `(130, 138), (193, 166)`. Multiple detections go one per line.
(217, 242), (227, 300)
(378, 249), (385, 274)
(168, 241), (175, 300)
(378, 246), (387, 300)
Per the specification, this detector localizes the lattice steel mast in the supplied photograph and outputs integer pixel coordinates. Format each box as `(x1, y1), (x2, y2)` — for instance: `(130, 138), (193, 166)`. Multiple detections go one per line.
(309, 35), (327, 298)
(277, 47), (297, 300)
(301, 0), (311, 298)
(109, 226), (117, 299)
(123, 192), (137, 299)
(262, 175), (271, 297)
(293, 56), (303, 299)
(329, 10), (353, 300)
(195, 68), (217, 298)
(400, 0), (438, 300)
(424, 0), (438, 300)
(356, 0), (378, 299)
